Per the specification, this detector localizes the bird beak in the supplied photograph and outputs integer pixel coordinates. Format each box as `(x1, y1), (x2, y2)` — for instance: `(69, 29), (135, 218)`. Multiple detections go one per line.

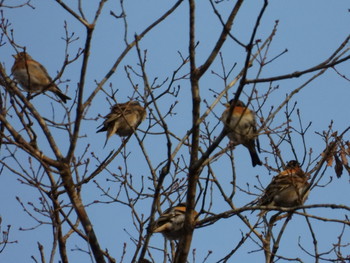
(224, 103), (230, 108)
(12, 54), (17, 59)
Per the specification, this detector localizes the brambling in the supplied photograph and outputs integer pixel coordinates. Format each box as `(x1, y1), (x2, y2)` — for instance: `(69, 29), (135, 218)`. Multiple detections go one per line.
(11, 52), (71, 103)
(153, 203), (198, 240)
(221, 99), (262, 167)
(258, 160), (310, 215)
(96, 101), (146, 146)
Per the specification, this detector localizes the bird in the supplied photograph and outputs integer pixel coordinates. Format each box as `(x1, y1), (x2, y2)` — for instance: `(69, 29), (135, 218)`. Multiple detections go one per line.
(11, 52), (71, 103)
(221, 99), (262, 167)
(96, 101), (146, 146)
(258, 160), (310, 216)
(153, 203), (198, 240)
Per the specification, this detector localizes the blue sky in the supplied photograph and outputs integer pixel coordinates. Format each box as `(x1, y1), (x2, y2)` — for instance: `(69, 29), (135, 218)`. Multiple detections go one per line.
(0, 1), (349, 262)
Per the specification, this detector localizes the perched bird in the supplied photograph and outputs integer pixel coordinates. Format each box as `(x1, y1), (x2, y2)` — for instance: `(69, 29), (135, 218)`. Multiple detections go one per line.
(258, 160), (310, 216)
(96, 101), (146, 146)
(221, 99), (262, 167)
(11, 52), (71, 103)
(153, 203), (198, 240)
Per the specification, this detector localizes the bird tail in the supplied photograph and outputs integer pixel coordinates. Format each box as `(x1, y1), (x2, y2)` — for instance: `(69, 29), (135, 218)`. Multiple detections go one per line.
(248, 145), (262, 167)
(96, 126), (113, 148)
(102, 137), (109, 148)
(54, 89), (71, 104)
(96, 126), (106, 133)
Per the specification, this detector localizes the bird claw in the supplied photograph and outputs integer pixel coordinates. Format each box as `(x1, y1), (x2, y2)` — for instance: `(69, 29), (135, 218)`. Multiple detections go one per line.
(228, 141), (237, 149)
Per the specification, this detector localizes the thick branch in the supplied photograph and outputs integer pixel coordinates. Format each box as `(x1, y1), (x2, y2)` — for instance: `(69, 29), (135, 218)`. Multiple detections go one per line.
(0, 64), (64, 162)
(67, 26), (95, 161)
(60, 167), (106, 263)
(174, 1), (199, 262)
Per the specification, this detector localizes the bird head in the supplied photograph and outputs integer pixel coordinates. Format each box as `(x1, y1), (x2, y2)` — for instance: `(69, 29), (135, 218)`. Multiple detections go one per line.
(12, 52), (32, 61)
(285, 160), (300, 169)
(225, 99), (246, 108)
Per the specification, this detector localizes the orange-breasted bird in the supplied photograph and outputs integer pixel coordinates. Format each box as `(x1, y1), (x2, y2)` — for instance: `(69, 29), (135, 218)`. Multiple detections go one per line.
(153, 203), (198, 240)
(11, 52), (71, 103)
(96, 101), (146, 146)
(258, 160), (310, 216)
(221, 99), (262, 167)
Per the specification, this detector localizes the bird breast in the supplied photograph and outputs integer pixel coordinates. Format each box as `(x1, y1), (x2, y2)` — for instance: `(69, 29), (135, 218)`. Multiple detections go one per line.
(13, 67), (50, 91)
(222, 110), (256, 144)
(273, 184), (309, 207)
(115, 113), (143, 136)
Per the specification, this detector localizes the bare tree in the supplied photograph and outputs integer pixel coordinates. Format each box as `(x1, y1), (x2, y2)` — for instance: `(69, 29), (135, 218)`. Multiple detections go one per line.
(0, 1), (349, 263)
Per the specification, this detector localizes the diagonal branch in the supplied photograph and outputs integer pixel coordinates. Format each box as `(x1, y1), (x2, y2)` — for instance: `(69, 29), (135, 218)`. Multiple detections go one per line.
(197, 0), (244, 77)
(83, 0), (185, 110)
(246, 35), (350, 84)
(0, 64), (64, 160)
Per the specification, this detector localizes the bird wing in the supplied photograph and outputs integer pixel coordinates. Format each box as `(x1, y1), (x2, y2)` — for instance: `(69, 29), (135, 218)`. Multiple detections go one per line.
(154, 206), (186, 231)
(153, 222), (173, 233)
(25, 60), (53, 86)
(108, 103), (146, 125)
(36, 62), (52, 80)
(260, 167), (307, 206)
(259, 178), (287, 206)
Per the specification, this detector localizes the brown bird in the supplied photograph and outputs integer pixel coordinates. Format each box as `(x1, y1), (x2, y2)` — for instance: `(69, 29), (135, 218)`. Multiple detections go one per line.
(11, 52), (71, 103)
(221, 99), (262, 167)
(96, 101), (146, 146)
(258, 160), (310, 216)
(153, 203), (198, 240)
